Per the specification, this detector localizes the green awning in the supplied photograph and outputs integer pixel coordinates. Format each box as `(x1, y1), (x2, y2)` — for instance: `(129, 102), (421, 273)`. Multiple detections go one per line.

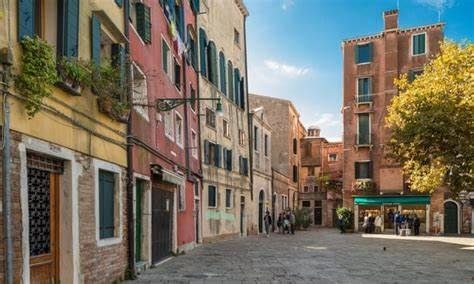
(354, 195), (430, 205)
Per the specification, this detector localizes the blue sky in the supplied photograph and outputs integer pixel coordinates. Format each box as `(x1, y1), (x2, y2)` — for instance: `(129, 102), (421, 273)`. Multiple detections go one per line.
(245, 0), (474, 141)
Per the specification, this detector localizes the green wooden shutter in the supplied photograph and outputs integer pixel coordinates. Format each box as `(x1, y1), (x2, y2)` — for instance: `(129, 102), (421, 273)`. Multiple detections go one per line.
(162, 41), (169, 73)
(227, 61), (233, 101)
(358, 114), (370, 144)
(18, 0), (35, 40)
(367, 42), (373, 62)
(354, 45), (359, 64)
(222, 147), (227, 169)
(208, 41), (217, 84)
(227, 149), (232, 171)
(65, 0), (80, 57)
(199, 28), (207, 76)
(368, 161), (373, 179)
(355, 162), (360, 179)
(419, 34), (425, 54)
(219, 52), (226, 95)
(99, 170), (115, 239)
(203, 140), (209, 164)
(111, 44), (125, 87)
(191, 0), (200, 14)
(115, 0), (123, 7)
(234, 68), (240, 104)
(91, 15), (101, 65)
(240, 77), (245, 109)
(413, 35), (419, 54)
(367, 78), (372, 94)
(136, 3), (151, 44)
(215, 144), (222, 167)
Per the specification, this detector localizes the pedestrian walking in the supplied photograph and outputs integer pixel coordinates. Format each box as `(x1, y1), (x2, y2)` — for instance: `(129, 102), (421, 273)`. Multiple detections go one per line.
(363, 214), (369, 233)
(338, 214), (346, 234)
(277, 213), (283, 234)
(264, 211), (272, 237)
(290, 210), (296, 234)
(394, 211), (400, 235)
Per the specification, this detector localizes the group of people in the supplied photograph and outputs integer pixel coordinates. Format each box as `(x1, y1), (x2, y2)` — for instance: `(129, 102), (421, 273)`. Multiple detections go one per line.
(362, 214), (383, 233)
(262, 210), (296, 236)
(388, 211), (421, 236)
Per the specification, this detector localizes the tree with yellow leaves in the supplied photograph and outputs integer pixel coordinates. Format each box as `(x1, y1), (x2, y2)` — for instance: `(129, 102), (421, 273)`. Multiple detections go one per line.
(386, 41), (474, 196)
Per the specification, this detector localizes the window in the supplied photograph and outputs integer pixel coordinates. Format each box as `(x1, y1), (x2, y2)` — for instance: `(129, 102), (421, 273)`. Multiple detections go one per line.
(253, 126), (259, 151)
(408, 69), (423, 82)
(223, 120), (230, 138)
(308, 166), (315, 176)
(234, 28), (240, 46)
(293, 138), (298, 154)
(227, 61), (234, 101)
(164, 111), (174, 140)
(188, 29), (198, 70)
(219, 52), (227, 95)
(199, 28), (208, 76)
(174, 59), (181, 90)
(355, 42), (373, 64)
(178, 184), (185, 211)
(207, 41), (218, 85)
(314, 200), (322, 207)
(302, 201), (311, 207)
(190, 87), (197, 111)
(281, 195), (288, 210)
(357, 113), (370, 145)
(293, 165), (298, 182)
(328, 153), (338, 162)
(134, 3), (151, 44)
(264, 134), (269, 156)
(303, 186), (309, 193)
(205, 108), (216, 128)
(162, 40), (170, 74)
(131, 63), (149, 121)
(208, 185), (217, 207)
(225, 189), (233, 208)
(204, 140), (221, 167)
(355, 161), (373, 179)
(239, 130), (245, 146)
(357, 77), (372, 103)
(233, 68), (241, 105)
(412, 33), (426, 55)
(175, 113), (183, 147)
(223, 148), (232, 171)
(191, 130), (198, 159)
(99, 169), (116, 239)
(239, 156), (249, 176)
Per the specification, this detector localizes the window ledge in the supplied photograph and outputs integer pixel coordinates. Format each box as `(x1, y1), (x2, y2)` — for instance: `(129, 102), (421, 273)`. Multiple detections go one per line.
(356, 62), (372, 66)
(55, 81), (82, 96)
(97, 236), (122, 247)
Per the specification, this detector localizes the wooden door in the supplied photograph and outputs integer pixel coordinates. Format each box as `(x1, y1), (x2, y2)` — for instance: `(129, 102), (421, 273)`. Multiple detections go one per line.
(444, 201), (458, 234)
(28, 167), (59, 283)
(151, 187), (173, 263)
(135, 181), (144, 262)
(314, 207), (322, 225)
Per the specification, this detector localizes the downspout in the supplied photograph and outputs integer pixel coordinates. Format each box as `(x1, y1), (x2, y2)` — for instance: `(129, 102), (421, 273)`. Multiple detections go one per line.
(182, 51), (190, 180)
(124, 0), (136, 279)
(1, 45), (13, 284)
(195, 9), (203, 244)
(271, 169), (275, 231)
(243, 14), (253, 201)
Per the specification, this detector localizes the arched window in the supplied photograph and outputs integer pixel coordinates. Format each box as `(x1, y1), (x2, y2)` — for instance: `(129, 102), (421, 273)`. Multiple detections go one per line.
(219, 52), (226, 95)
(207, 41), (218, 85)
(227, 61), (234, 102)
(199, 28), (207, 76)
(234, 68), (241, 105)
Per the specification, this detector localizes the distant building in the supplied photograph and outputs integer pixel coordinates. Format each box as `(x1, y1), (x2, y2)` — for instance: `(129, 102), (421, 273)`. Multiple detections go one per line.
(299, 127), (343, 226)
(249, 94), (306, 216)
(341, 10), (471, 234)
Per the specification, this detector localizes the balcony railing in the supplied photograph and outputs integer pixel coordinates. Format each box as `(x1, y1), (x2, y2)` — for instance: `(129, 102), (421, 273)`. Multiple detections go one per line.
(356, 94), (373, 104)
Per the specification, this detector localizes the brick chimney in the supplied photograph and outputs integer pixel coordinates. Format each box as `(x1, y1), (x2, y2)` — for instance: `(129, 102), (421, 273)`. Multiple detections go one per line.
(383, 9), (398, 30)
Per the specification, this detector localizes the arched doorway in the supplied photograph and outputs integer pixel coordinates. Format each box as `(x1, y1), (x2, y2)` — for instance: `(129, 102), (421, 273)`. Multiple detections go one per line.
(444, 201), (459, 234)
(258, 190), (264, 233)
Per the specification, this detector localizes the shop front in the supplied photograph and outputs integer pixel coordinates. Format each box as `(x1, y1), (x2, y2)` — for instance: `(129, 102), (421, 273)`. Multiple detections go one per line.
(354, 195), (430, 234)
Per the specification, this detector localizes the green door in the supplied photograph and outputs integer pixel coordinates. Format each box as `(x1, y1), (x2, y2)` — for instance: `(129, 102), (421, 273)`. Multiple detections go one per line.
(135, 181), (144, 262)
(444, 201), (458, 234)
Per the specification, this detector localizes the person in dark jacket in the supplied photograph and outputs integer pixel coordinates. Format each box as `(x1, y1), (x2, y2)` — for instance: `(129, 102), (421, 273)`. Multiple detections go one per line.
(338, 215), (346, 234)
(413, 215), (421, 236)
(264, 211), (272, 237)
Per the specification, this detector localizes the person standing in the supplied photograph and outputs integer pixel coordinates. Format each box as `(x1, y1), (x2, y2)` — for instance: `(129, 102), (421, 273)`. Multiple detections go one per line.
(289, 210), (296, 234)
(264, 211), (272, 237)
(374, 215), (382, 233)
(413, 215), (420, 236)
(277, 213), (283, 234)
(363, 214), (369, 233)
(394, 211), (400, 235)
(338, 214), (346, 234)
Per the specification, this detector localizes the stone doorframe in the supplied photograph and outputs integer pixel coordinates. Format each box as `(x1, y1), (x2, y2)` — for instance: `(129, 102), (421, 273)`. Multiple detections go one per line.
(443, 199), (461, 234)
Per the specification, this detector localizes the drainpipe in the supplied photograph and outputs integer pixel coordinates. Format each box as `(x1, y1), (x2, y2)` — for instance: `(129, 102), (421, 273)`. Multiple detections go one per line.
(182, 50), (190, 180)
(195, 8), (203, 244)
(1, 45), (13, 284)
(243, 14), (252, 202)
(123, 0), (136, 279)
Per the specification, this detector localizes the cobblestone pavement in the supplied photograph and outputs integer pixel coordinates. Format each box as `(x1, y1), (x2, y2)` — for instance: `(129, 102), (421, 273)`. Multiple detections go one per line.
(129, 229), (474, 283)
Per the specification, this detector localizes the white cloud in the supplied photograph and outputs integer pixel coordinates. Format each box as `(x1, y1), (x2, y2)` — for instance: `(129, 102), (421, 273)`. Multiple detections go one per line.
(415, 0), (454, 12)
(306, 113), (342, 141)
(264, 59), (310, 78)
(281, 0), (295, 10)
(311, 113), (340, 128)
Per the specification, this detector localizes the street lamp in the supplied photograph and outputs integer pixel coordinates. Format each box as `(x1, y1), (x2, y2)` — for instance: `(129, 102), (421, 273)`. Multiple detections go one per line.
(154, 97), (222, 115)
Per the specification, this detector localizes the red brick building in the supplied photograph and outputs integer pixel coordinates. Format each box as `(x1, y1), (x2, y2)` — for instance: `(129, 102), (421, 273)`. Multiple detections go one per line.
(341, 10), (468, 234)
(300, 127), (343, 226)
(129, 0), (201, 269)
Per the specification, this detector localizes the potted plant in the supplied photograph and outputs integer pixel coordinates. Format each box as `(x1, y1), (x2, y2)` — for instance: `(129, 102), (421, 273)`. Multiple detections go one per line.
(56, 57), (90, 93)
(352, 179), (374, 193)
(336, 207), (354, 232)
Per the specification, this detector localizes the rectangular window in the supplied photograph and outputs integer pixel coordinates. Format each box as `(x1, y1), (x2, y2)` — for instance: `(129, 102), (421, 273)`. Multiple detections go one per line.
(254, 126), (259, 151)
(357, 77), (372, 103)
(225, 189), (232, 208)
(355, 42), (373, 64)
(164, 110), (174, 140)
(302, 201), (311, 207)
(239, 130), (245, 146)
(223, 120), (230, 138)
(99, 170), (116, 239)
(224, 148), (232, 171)
(328, 153), (338, 162)
(131, 63), (149, 121)
(355, 161), (373, 179)
(412, 33), (426, 55)
(174, 59), (181, 90)
(303, 186), (309, 193)
(191, 130), (198, 159)
(293, 165), (298, 182)
(208, 185), (216, 207)
(308, 166), (315, 176)
(190, 87), (196, 111)
(293, 138), (298, 154)
(175, 113), (183, 146)
(178, 184), (185, 211)
(239, 156), (249, 176)
(135, 3), (151, 43)
(206, 108), (216, 128)
(264, 134), (269, 156)
(162, 40), (170, 74)
(357, 113), (370, 145)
